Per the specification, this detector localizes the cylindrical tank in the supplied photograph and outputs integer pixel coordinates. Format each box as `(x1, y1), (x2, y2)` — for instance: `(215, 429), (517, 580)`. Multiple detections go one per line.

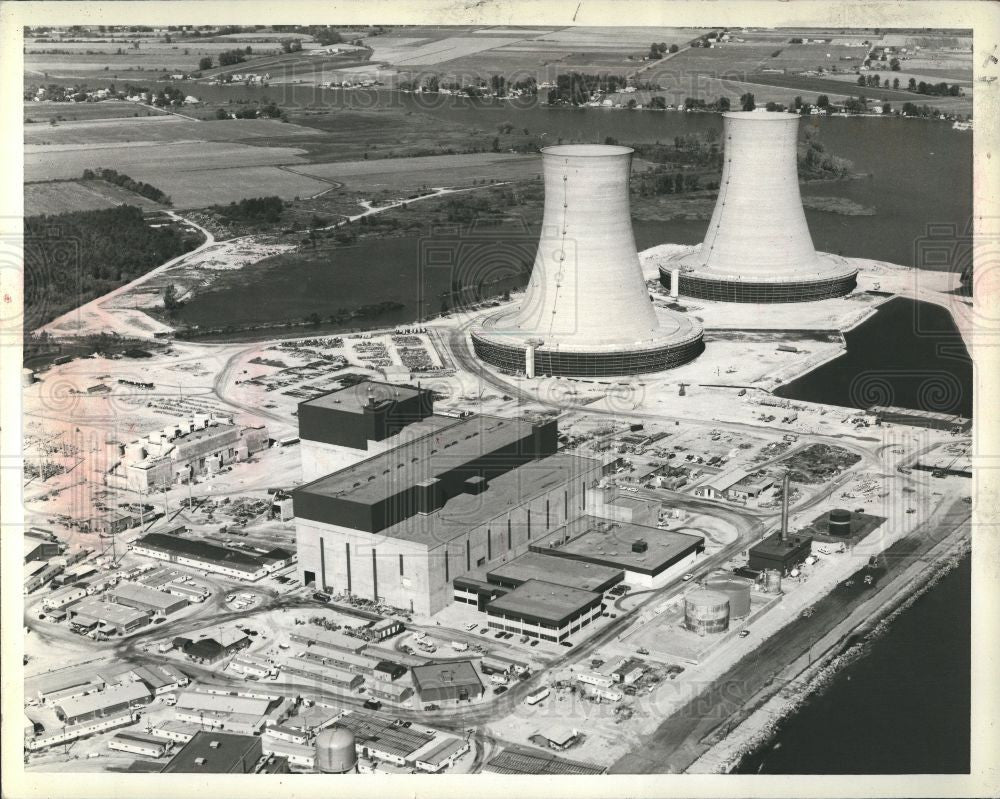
(22, 368), (35, 387)
(829, 508), (852, 537)
(315, 727), (357, 773)
(764, 569), (783, 594)
(705, 574), (753, 619)
(684, 589), (730, 636)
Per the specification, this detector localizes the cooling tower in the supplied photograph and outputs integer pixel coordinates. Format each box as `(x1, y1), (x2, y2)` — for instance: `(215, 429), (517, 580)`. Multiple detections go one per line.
(472, 144), (703, 377)
(659, 112), (857, 303)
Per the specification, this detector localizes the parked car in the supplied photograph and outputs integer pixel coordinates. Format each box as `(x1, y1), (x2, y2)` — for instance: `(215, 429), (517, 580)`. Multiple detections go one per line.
(682, 573), (694, 582)
(312, 592), (331, 603)
(560, 641), (573, 648)
(530, 640), (539, 647)
(363, 698), (382, 711)
(739, 630), (750, 638)
(494, 686), (508, 695)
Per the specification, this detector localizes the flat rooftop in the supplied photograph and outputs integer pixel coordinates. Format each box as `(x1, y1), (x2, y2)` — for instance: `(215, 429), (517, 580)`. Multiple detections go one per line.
(296, 414), (537, 505)
(410, 661), (484, 701)
(136, 533), (263, 571)
(486, 579), (602, 625)
(70, 600), (148, 626)
(334, 713), (434, 758)
(487, 551), (623, 593)
(532, 515), (703, 576)
(110, 582), (184, 610)
(751, 531), (813, 558)
(300, 380), (426, 414)
(160, 731), (260, 773)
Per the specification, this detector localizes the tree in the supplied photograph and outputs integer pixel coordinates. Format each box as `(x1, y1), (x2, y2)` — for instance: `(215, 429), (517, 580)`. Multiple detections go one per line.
(908, 77), (917, 91)
(716, 96), (731, 112)
(890, 57), (900, 71)
(740, 92), (755, 111)
(765, 101), (777, 111)
(215, 107), (229, 120)
(882, 101), (892, 114)
(199, 56), (213, 71)
(857, 75), (866, 86)
(793, 95), (803, 110)
(669, 44), (679, 53)
(163, 284), (181, 314)
(816, 94), (829, 108)
(892, 77), (899, 89)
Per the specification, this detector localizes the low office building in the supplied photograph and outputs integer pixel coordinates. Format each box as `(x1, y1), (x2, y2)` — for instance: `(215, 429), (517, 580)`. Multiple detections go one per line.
(373, 661), (407, 682)
(131, 664), (188, 695)
(150, 720), (204, 744)
(289, 627), (369, 655)
(410, 661), (484, 708)
(42, 585), (87, 611)
(130, 534), (269, 581)
(295, 648), (380, 676)
(228, 653), (276, 679)
(108, 731), (169, 758)
(370, 617), (404, 641)
(530, 516), (705, 589)
(261, 737), (315, 769)
(281, 657), (364, 691)
(367, 679), (414, 703)
(108, 583), (188, 616)
(176, 629), (251, 663)
(412, 737), (469, 772)
(67, 600), (150, 637)
(35, 673), (106, 705)
(484, 579), (604, 642)
(263, 724), (310, 746)
(56, 682), (152, 725)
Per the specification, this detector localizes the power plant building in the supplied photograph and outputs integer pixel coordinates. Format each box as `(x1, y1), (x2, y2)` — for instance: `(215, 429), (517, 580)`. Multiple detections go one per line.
(749, 531), (814, 573)
(472, 144), (703, 377)
(659, 111), (857, 303)
(293, 382), (602, 616)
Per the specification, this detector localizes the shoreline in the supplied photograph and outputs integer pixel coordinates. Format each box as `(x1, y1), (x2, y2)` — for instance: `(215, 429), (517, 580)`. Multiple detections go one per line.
(688, 518), (971, 774)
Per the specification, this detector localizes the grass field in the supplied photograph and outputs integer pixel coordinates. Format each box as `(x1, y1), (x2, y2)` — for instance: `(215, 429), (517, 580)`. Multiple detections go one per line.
(24, 116), (324, 146)
(24, 180), (164, 215)
(25, 140), (308, 182)
(24, 101), (170, 124)
(287, 152), (542, 192)
(125, 165), (332, 208)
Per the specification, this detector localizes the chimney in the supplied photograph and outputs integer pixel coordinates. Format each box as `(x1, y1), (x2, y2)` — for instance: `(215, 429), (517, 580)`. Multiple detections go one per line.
(779, 470), (790, 542)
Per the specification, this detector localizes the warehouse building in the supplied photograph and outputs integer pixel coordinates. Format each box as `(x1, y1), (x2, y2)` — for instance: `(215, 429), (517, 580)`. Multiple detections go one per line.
(160, 731), (276, 774)
(530, 516), (705, 589)
(411, 737), (469, 772)
(869, 405), (971, 433)
(410, 661), (484, 708)
(281, 656), (365, 691)
(293, 394), (602, 616)
(130, 533), (269, 581)
(67, 600), (150, 636)
(56, 682), (152, 725)
(332, 712), (435, 765)
(175, 628), (251, 663)
(367, 679), (414, 704)
(481, 551), (623, 595)
(108, 583), (188, 616)
(289, 626), (369, 655)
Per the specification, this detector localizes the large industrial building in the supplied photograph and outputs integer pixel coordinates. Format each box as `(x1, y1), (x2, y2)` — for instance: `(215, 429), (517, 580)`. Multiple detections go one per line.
(659, 111), (857, 303)
(293, 380), (706, 619)
(293, 381), (602, 616)
(472, 144), (704, 377)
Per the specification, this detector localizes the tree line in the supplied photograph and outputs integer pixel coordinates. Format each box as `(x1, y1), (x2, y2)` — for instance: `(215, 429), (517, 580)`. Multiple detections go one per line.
(80, 168), (171, 204)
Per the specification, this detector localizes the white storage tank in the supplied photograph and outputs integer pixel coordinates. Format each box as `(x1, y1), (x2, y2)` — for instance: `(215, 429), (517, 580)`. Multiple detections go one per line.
(315, 727), (357, 773)
(684, 589), (730, 636)
(705, 574), (753, 619)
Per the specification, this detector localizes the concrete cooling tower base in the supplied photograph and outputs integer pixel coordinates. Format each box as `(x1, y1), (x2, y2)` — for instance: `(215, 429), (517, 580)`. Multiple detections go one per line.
(472, 308), (704, 377)
(659, 249), (858, 303)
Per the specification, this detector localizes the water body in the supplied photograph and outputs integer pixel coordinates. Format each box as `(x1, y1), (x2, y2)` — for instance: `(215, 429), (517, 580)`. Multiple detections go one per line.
(175, 90), (970, 330)
(774, 296), (973, 418)
(735, 553), (970, 774)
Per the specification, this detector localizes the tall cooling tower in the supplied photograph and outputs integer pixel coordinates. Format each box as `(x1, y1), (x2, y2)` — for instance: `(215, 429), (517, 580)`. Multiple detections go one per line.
(472, 144), (703, 377)
(659, 112), (857, 303)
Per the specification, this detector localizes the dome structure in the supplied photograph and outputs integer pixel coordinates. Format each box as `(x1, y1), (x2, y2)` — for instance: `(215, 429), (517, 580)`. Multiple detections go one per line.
(315, 727), (357, 773)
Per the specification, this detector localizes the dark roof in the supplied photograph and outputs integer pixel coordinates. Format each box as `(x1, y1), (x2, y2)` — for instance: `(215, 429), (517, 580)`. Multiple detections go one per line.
(485, 579), (603, 627)
(410, 660), (484, 702)
(374, 661), (407, 677)
(484, 747), (605, 775)
(749, 531), (813, 561)
(262, 547), (293, 562)
(136, 533), (263, 572)
(300, 380), (427, 415)
(160, 731), (261, 773)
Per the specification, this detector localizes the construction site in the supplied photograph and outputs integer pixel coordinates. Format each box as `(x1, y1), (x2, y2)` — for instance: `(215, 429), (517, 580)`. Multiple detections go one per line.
(19, 119), (974, 778)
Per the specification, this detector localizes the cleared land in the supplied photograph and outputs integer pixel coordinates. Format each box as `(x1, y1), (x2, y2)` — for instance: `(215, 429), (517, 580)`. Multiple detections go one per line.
(127, 165), (331, 208)
(287, 152), (541, 191)
(24, 101), (170, 123)
(24, 180), (164, 215)
(25, 141), (307, 182)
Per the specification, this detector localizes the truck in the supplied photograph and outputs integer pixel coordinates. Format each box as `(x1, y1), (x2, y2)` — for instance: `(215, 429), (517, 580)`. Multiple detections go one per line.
(526, 686), (550, 706)
(451, 641), (469, 652)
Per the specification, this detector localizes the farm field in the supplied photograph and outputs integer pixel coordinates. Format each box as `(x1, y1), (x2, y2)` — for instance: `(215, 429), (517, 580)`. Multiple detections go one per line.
(366, 36), (534, 67)
(24, 116), (325, 146)
(123, 165), (332, 208)
(286, 152), (542, 192)
(24, 140), (308, 182)
(24, 101), (170, 123)
(24, 180), (165, 215)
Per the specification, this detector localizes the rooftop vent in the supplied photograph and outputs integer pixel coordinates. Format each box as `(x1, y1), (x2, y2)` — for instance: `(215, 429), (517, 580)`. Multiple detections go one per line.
(209, 741), (221, 749)
(195, 757), (207, 765)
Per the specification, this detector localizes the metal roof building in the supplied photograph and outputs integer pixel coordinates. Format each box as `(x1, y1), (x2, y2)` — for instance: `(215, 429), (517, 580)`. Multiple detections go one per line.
(160, 731), (263, 773)
(410, 661), (484, 705)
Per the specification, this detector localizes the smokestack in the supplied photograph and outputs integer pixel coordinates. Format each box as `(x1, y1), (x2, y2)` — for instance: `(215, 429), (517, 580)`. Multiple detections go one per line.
(780, 470), (791, 542)
(472, 145), (703, 377)
(660, 112), (856, 303)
